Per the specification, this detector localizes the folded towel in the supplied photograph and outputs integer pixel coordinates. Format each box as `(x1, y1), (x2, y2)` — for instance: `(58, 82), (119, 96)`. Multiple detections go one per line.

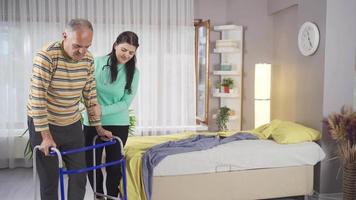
(216, 40), (239, 48)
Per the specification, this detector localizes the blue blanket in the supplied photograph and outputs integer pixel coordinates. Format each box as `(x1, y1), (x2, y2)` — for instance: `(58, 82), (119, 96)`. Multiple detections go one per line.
(141, 132), (258, 200)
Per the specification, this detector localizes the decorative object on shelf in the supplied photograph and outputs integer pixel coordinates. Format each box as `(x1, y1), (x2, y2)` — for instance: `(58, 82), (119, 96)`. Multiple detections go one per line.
(221, 78), (234, 93)
(216, 106), (231, 131)
(254, 63), (271, 128)
(221, 64), (232, 71)
(298, 21), (320, 56)
(229, 109), (236, 116)
(216, 40), (239, 48)
(214, 39), (240, 53)
(325, 106), (356, 200)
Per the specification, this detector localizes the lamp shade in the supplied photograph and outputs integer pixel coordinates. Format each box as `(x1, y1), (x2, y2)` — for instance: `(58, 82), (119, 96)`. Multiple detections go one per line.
(254, 63), (271, 128)
(255, 100), (270, 128)
(254, 63), (271, 99)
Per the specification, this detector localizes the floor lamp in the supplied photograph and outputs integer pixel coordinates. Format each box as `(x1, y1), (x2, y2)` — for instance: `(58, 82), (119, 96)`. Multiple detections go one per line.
(254, 63), (271, 128)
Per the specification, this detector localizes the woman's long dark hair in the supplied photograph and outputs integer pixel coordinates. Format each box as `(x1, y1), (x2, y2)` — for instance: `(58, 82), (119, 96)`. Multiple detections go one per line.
(107, 31), (139, 94)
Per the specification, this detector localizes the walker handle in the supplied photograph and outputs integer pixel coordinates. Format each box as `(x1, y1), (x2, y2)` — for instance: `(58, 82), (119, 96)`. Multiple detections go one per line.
(49, 140), (116, 156)
(92, 135), (124, 156)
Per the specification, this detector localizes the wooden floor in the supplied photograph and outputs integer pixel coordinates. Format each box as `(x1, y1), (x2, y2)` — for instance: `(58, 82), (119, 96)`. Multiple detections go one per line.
(0, 168), (342, 200)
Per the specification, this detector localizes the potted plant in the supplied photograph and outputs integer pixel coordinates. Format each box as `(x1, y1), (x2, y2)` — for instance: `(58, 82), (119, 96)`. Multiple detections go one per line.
(18, 128), (33, 160)
(216, 106), (231, 131)
(221, 78), (234, 93)
(128, 109), (137, 136)
(325, 106), (356, 199)
(214, 82), (221, 94)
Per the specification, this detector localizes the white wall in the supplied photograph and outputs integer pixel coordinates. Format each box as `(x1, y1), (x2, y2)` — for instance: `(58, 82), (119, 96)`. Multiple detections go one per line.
(323, 0), (356, 115)
(271, 5), (299, 124)
(226, 0), (274, 130)
(320, 0), (356, 193)
(267, 0), (297, 15)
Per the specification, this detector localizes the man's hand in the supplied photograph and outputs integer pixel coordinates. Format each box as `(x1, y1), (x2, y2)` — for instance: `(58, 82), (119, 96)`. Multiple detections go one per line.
(96, 126), (113, 141)
(88, 104), (101, 121)
(40, 130), (57, 156)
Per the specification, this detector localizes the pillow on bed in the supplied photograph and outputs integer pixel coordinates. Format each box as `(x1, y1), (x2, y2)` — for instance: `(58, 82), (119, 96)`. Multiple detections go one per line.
(268, 120), (321, 144)
(249, 123), (272, 139)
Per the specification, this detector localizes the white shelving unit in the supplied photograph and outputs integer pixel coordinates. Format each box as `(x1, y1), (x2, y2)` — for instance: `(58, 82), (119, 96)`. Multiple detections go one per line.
(212, 92), (239, 98)
(213, 47), (240, 53)
(213, 70), (240, 76)
(213, 25), (243, 131)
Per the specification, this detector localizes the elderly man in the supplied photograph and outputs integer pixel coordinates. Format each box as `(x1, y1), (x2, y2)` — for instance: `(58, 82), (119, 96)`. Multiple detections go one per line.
(27, 18), (110, 200)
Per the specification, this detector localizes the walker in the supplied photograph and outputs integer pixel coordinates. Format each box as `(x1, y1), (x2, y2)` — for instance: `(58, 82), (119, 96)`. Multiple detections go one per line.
(33, 135), (127, 200)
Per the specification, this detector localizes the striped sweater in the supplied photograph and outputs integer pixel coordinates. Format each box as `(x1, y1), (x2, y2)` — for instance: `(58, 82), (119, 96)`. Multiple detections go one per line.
(27, 41), (100, 132)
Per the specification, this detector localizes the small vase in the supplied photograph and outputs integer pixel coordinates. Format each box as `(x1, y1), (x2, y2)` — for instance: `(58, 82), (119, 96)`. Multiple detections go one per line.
(223, 86), (229, 93)
(343, 162), (356, 200)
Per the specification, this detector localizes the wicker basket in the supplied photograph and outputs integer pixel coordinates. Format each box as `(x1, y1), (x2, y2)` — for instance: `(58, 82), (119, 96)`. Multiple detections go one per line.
(343, 162), (356, 200)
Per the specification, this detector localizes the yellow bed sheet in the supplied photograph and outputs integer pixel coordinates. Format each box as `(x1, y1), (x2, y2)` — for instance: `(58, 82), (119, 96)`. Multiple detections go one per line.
(124, 131), (215, 200)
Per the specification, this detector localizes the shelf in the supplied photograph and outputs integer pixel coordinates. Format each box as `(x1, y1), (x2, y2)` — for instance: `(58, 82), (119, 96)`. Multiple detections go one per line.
(216, 39), (239, 43)
(213, 47), (240, 53)
(213, 71), (240, 76)
(213, 92), (239, 98)
(211, 24), (243, 131)
(214, 25), (242, 31)
(216, 40), (239, 49)
(212, 114), (238, 120)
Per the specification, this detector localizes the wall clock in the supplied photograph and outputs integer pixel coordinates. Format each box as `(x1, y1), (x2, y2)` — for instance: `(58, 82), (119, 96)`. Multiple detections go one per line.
(298, 21), (320, 56)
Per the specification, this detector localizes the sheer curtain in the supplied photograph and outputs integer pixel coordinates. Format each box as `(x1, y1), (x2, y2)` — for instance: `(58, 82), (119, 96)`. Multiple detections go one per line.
(0, 0), (195, 168)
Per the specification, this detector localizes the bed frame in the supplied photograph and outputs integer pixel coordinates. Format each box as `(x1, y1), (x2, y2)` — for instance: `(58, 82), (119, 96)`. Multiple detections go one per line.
(151, 165), (313, 200)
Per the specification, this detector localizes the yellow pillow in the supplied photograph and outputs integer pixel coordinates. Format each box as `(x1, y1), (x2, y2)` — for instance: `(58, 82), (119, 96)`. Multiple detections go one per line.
(270, 120), (321, 144)
(249, 120), (286, 139)
(249, 123), (273, 139)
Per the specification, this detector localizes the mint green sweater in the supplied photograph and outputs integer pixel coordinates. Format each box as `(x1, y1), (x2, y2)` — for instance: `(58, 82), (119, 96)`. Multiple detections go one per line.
(83, 55), (139, 126)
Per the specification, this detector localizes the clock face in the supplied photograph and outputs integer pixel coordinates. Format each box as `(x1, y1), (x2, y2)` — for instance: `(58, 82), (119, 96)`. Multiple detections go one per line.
(298, 22), (320, 56)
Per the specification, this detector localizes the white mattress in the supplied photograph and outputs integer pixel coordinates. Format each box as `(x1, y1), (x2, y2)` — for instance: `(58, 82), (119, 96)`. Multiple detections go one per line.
(153, 139), (325, 176)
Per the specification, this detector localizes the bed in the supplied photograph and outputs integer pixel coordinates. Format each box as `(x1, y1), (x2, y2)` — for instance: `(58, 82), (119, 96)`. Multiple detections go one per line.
(124, 128), (325, 200)
(151, 139), (324, 200)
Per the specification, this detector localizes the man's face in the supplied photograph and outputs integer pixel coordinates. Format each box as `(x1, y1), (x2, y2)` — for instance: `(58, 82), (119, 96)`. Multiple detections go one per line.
(62, 28), (93, 61)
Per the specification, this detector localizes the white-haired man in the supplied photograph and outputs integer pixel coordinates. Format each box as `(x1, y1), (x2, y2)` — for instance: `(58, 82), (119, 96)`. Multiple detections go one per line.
(27, 18), (110, 200)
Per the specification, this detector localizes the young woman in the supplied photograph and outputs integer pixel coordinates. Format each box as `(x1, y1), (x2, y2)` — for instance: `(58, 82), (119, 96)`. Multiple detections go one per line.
(83, 31), (140, 199)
